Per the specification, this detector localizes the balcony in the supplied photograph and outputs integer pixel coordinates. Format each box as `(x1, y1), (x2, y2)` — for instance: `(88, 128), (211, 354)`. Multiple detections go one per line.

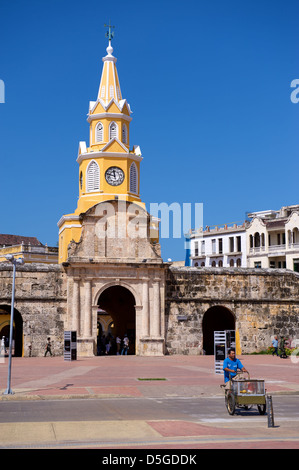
(249, 246), (265, 254)
(287, 243), (299, 251)
(268, 244), (286, 252)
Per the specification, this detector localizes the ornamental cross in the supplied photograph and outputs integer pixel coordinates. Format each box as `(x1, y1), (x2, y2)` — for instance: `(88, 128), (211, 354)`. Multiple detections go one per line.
(104, 21), (115, 41)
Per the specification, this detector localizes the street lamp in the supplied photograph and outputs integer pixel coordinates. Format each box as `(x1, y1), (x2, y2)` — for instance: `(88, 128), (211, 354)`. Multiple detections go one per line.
(3, 254), (24, 395)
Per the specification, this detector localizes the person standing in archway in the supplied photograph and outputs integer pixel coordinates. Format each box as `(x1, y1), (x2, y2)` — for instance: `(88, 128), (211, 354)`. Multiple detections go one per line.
(116, 335), (122, 355)
(223, 348), (248, 386)
(121, 334), (129, 355)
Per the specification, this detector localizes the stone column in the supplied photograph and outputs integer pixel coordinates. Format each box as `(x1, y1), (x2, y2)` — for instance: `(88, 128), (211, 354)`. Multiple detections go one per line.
(142, 280), (149, 336)
(151, 280), (160, 337)
(72, 278), (80, 334)
(84, 280), (92, 338)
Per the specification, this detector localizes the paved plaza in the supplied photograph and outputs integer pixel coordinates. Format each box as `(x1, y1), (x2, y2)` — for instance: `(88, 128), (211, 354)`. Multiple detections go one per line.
(0, 354), (299, 448)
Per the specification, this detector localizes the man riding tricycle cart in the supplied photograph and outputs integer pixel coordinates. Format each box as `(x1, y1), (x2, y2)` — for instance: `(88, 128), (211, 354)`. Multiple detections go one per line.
(221, 348), (267, 416)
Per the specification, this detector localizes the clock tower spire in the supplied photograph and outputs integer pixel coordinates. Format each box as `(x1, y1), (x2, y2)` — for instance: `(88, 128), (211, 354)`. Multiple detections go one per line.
(58, 26), (145, 263)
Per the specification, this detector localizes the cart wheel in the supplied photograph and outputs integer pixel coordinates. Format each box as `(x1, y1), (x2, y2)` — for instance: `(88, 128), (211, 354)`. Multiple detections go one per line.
(257, 404), (266, 415)
(226, 392), (236, 415)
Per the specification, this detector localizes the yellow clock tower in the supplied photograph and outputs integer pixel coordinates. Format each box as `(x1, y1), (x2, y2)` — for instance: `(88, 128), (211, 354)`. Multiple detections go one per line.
(58, 27), (145, 263)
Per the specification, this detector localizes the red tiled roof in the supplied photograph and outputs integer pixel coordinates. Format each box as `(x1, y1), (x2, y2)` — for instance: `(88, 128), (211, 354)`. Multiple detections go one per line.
(0, 234), (44, 247)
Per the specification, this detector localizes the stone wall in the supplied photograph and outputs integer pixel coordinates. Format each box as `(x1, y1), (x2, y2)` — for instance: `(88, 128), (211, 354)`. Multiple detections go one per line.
(165, 266), (299, 355)
(0, 263), (66, 357)
(0, 261), (298, 357)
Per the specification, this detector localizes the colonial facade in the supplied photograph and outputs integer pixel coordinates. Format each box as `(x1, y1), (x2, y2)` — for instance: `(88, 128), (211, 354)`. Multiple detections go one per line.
(187, 222), (246, 268)
(57, 33), (166, 357)
(0, 235), (58, 265)
(247, 205), (299, 271)
(187, 205), (299, 272)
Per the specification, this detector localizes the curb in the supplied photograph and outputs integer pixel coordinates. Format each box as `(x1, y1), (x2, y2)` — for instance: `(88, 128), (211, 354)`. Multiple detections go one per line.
(0, 393), (135, 401)
(1, 389), (299, 401)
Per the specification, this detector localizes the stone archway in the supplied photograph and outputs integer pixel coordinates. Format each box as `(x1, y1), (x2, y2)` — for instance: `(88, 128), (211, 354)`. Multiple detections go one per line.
(97, 285), (136, 355)
(0, 306), (23, 357)
(202, 305), (235, 355)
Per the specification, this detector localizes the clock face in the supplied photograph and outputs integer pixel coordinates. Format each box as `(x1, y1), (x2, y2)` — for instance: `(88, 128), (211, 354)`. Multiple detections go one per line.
(105, 166), (125, 186)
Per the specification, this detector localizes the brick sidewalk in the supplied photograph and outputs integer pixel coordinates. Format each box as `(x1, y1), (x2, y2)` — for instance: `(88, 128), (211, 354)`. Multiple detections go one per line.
(1, 355), (299, 449)
(0, 354), (298, 400)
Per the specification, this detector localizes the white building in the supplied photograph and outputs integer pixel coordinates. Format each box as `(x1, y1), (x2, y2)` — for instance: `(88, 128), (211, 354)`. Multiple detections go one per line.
(186, 204), (299, 272)
(247, 205), (299, 271)
(187, 222), (247, 268)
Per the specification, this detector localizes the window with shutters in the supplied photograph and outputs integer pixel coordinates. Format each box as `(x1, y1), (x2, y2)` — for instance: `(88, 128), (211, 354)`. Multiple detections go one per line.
(109, 122), (117, 140)
(101, 86), (105, 98)
(109, 85), (114, 98)
(95, 122), (103, 142)
(129, 162), (138, 194)
(122, 124), (127, 144)
(86, 160), (100, 192)
(80, 171), (83, 190)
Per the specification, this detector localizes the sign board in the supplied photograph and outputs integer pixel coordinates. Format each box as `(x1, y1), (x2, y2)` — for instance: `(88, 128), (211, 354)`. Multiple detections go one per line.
(215, 344), (226, 361)
(64, 331), (77, 361)
(214, 329), (235, 374)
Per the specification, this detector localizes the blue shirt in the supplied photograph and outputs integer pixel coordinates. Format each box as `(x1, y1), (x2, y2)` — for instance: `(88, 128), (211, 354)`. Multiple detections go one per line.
(223, 357), (244, 383)
(272, 339), (278, 348)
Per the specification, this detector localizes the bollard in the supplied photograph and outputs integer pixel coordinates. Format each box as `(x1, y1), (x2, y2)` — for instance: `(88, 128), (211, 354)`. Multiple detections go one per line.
(267, 395), (275, 428)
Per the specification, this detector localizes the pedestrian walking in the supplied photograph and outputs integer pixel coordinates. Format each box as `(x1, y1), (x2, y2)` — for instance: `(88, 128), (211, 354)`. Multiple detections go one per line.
(121, 334), (129, 355)
(105, 336), (111, 355)
(279, 336), (288, 359)
(0, 336), (6, 355)
(44, 337), (53, 357)
(272, 335), (279, 356)
(116, 335), (122, 355)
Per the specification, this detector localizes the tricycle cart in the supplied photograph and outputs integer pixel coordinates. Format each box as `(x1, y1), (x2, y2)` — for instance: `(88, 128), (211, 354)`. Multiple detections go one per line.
(222, 372), (267, 416)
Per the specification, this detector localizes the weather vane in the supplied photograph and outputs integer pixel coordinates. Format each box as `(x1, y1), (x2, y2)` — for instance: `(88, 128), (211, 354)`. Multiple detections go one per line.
(104, 20), (115, 41)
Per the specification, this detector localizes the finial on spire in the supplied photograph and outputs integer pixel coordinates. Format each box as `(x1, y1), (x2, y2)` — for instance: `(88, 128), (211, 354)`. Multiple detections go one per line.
(104, 20), (115, 42)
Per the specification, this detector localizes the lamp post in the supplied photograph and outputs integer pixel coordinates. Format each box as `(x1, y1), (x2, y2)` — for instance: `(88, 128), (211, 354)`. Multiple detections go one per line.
(3, 254), (24, 395)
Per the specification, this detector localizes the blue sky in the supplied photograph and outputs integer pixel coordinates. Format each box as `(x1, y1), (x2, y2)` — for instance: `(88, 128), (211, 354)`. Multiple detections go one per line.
(0, 0), (298, 262)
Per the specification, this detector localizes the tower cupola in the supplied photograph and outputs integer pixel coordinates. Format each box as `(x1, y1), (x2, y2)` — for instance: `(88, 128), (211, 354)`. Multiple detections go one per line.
(57, 25), (145, 263)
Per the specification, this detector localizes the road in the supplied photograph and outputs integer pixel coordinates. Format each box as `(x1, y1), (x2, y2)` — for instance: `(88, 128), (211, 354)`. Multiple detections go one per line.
(0, 395), (298, 422)
(0, 395), (299, 449)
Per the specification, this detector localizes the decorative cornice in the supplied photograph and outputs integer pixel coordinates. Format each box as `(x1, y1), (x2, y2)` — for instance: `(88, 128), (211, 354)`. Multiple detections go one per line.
(89, 98), (132, 116)
(101, 136), (129, 153)
(76, 151), (143, 164)
(87, 112), (132, 123)
(57, 214), (81, 228)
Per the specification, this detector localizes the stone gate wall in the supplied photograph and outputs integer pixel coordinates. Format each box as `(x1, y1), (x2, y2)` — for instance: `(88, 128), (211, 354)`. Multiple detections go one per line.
(0, 263), (298, 357)
(165, 266), (299, 355)
(0, 263), (66, 357)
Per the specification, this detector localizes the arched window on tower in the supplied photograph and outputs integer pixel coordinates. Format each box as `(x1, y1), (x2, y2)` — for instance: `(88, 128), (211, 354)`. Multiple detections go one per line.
(86, 160), (100, 192)
(122, 124), (127, 144)
(109, 122), (118, 140)
(129, 162), (138, 194)
(95, 122), (104, 142)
